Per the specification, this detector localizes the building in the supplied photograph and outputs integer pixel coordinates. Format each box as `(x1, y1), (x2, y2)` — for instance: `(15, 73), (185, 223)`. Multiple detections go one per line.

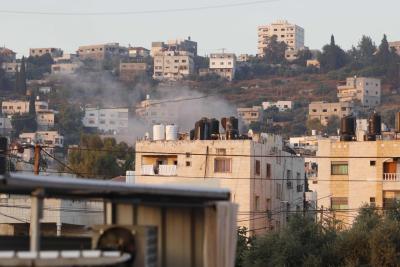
(29, 48), (63, 58)
(310, 137), (400, 225)
(82, 107), (129, 134)
(153, 51), (194, 81)
(36, 110), (55, 130)
(0, 117), (12, 136)
(151, 37), (197, 56)
(135, 133), (305, 234)
(128, 46), (150, 58)
(77, 43), (127, 61)
(0, 47), (16, 62)
(51, 63), (80, 75)
(19, 131), (64, 148)
(119, 62), (148, 81)
(262, 101), (293, 111)
(53, 53), (78, 63)
(337, 77), (381, 108)
(135, 95), (179, 125)
(209, 53), (236, 81)
(306, 59), (320, 68)
(1, 99), (49, 115)
(309, 101), (355, 126)
(257, 20), (305, 57)
(1, 62), (21, 75)
(237, 54), (250, 62)
(389, 41), (400, 55)
(237, 106), (263, 125)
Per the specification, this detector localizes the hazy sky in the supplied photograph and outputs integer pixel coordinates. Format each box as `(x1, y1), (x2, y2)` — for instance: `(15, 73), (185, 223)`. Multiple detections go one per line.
(0, 0), (399, 57)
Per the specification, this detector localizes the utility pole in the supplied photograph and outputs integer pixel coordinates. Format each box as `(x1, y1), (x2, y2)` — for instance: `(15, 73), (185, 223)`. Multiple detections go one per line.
(320, 205), (324, 225)
(33, 144), (41, 175)
(0, 137), (8, 175)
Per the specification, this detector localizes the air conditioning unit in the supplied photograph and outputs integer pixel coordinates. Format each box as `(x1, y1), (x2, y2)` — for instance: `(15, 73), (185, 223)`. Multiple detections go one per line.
(92, 225), (157, 267)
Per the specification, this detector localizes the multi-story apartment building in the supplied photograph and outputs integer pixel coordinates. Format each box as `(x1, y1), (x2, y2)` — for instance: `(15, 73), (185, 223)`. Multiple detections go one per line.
(209, 53), (237, 81)
(135, 133), (305, 234)
(82, 107), (129, 134)
(237, 106), (264, 125)
(310, 137), (400, 225)
(119, 62), (148, 81)
(135, 95), (179, 125)
(337, 77), (381, 108)
(309, 101), (355, 126)
(29, 47), (63, 58)
(1, 100), (49, 115)
(262, 101), (293, 111)
(19, 131), (64, 148)
(151, 37), (197, 56)
(0, 47), (16, 62)
(257, 20), (305, 57)
(153, 51), (194, 81)
(51, 63), (81, 75)
(128, 46), (150, 58)
(36, 110), (55, 130)
(77, 43), (127, 61)
(1, 62), (21, 75)
(389, 41), (400, 55)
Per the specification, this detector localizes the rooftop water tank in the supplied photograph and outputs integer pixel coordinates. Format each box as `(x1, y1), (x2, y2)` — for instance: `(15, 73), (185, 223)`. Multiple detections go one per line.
(153, 124), (165, 141)
(166, 124), (178, 141)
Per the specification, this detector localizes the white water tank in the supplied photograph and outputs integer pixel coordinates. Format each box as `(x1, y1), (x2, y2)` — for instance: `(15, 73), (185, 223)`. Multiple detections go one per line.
(311, 129), (317, 136)
(166, 124), (178, 141)
(153, 124), (165, 141)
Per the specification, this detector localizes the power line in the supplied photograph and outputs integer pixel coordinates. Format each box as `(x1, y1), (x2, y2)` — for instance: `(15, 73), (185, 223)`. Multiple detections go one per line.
(0, 0), (279, 16)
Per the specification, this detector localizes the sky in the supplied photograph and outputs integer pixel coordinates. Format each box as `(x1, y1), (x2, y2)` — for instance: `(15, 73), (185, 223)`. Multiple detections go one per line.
(0, 0), (399, 57)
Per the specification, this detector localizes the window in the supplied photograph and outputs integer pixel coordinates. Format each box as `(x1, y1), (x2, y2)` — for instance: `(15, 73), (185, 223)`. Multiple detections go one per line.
(370, 160), (376, 166)
(322, 109), (327, 112)
(255, 196), (260, 211)
(255, 160), (261, 175)
(186, 152), (191, 158)
(312, 109), (317, 112)
(370, 197), (376, 207)
(276, 183), (282, 200)
(331, 161), (348, 175)
(186, 161), (191, 167)
(331, 197), (348, 210)
(216, 148), (226, 155)
(214, 158), (232, 173)
(266, 163), (271, 179)
(286, 170), (292, 180)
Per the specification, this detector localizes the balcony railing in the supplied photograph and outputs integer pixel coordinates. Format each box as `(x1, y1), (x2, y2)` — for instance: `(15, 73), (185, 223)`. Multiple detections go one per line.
(383, 173), (400, 181)
(141, 165), (177, 176)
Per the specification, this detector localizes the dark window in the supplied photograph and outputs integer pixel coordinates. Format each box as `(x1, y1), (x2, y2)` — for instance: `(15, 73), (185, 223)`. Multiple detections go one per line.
(214, 158), (232, 173)
(331, 162), (348, 175)
(186, 161), (191, 167)
(255, 160), (261, 175)
(370, 160), (376, 166)
(266, 164), (271, 179)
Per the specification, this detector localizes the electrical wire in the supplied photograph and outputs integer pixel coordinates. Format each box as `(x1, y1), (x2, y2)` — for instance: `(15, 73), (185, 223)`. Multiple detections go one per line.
(0, 0), (280, 16)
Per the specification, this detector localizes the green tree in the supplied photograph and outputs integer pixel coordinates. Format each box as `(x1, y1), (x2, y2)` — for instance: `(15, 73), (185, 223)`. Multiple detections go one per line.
(326, 115), (340, 135)
(306, 118), (324, 133)
(236, 227), (253, 267)
(18, 57), (27, 95)
(55, 103), (84, 145)
(11, 113), (37, 137)
(263, 35), (287, 65)
(318, 35), (348, 72)
(375, 34), (391, 66)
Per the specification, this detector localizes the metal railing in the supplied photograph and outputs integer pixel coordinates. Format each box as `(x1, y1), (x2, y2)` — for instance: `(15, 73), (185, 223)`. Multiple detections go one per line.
(383, 173), (400, 181)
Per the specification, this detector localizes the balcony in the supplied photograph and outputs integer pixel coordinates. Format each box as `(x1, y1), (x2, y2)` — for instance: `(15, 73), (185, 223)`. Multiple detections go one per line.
(141, 164), (177, 176)
(383, 173), (400, 181)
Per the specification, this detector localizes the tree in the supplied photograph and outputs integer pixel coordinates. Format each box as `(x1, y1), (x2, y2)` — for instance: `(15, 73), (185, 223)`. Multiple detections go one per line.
(292, 48), (313, 67)
(19, 57), (27, 95)
(306, 118), (324, 133)
(357, 35), (376, 66)
(263, 35), (287, 65)
(375, 34), (391, 66)
(11, 113), (37, 137)
(326, 115), (340, 135)
(318, 35), (348, 72)
(29, 93), (36, 115)
(236, 227), (253, 267)
(55, 103), (84, 145)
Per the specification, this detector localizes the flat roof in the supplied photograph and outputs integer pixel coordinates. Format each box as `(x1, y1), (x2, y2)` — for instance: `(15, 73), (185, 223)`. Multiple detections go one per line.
(0, 173), (230, 204)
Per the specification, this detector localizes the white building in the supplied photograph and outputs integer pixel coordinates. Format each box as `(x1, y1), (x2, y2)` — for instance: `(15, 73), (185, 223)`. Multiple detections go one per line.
(36, 110), (55, 130)
(262, 101), (293, 111)
(135, 133), (305, 234)
(19, 131), (64, 148)
(135, 95), (179, 125)
(337, 77), (381, 108)
(209, 53), (237, 81)
(153, 51), (194, 81)
(1, 100), (49, 115)
(257, 20), (305, 57)
(1, 62), (21, 74)
(83, 107), (129, 134)
(51, 63), (81, 75)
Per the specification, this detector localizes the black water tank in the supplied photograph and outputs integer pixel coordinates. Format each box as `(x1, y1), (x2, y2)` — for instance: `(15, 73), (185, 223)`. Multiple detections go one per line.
(340, 116), (355, 141)
(209, 118), (219, 135)
(190, 129), (195, 140)
(368, 112), (381, 136)
(230, 117), (239, 132)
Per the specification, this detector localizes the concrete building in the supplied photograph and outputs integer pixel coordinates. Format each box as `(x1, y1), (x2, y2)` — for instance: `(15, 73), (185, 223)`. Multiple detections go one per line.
(51, 63), (80, 75)
(237, 106), (263, 125)
(262, 101), (293, 111)
(119, 62), (148, 81)
(310, 137), (400, 225)
(0, 47), (16, 62)
(237, 54), (250, 62)
(1, 100), (49, 115)
(53, 53), (78, 63)
(337, 77), (381, 108)
(36, 111), (55, 130)
(77, 43), (126, 61)
(209, 53), (236, 81)
(0, 117), (12, 137)
(389, 41), (400, 55)
(29, 48), (63, 58)
(135, 133), (305, 234)
(1, 62), (21, 75)
(151, 37), (197, 56)
(19, 131), (64, 148)
(135, 95), (179, 125)
(257, 20), (305, 57)
(0, 196), (102, 236)
(307, 59), (321, 68)
(153, 51), (194, 81)
(309, 101), (355, 126)
(128, 46), (150, 58)
(83, 107), (129, 134)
